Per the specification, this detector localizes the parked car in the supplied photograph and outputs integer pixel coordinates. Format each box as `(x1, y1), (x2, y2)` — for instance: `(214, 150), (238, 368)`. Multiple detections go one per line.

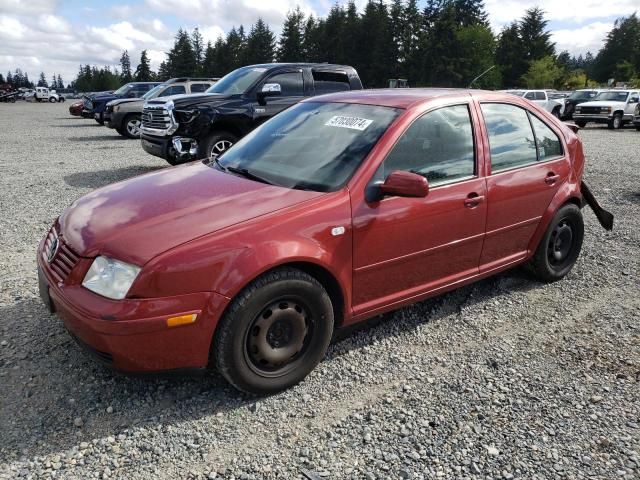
(83, 82), (161, 124)
(140, 63), (363, 165)
(31, 87), (63, 103)
(501, 89), (563, 118)
(633, 103), (640, 131)
(37, 88), (613, 394)
(69, 100), (83, 116)
(561, 89), (607, 120)
(104, 78), (219, 139)
(573, 89), (640, 129)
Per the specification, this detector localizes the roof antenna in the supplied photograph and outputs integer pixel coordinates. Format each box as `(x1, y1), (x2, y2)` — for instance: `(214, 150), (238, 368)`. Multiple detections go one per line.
(468, 65), (495, 89)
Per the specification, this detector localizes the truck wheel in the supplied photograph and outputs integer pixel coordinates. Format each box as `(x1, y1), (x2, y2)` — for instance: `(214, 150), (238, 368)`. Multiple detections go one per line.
(49, 97), (56, 103)
(552, 107), (561, 119)
(95, 114), (104, 125)
(122, 114), (142, 139)
(213, 268), (334, 394)
(202, 131), (237, 160)
(608, 113), (623, 129)
(575, 121), (586, 128)
(527, 203), (584, 283)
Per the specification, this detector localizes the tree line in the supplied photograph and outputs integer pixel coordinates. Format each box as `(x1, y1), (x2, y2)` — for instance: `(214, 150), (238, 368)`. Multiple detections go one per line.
(4, 1), (640, 92)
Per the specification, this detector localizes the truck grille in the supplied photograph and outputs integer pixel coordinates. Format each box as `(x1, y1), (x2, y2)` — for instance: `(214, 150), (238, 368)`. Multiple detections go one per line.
(42, 226), (80, 283)
(579, 106), (602, 114)
(142, 105), (171, 130)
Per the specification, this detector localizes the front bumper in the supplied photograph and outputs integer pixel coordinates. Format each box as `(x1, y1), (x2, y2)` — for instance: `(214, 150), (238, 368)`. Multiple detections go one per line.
(81, 108), (93, 119)
(37, 243), (229, 372)
(141, 133), (173, 160)
(573, 113), (612, 124)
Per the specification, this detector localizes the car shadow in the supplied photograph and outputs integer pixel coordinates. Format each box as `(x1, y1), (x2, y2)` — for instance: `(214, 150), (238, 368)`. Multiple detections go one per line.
(0, 268), (541, 461)
(66, 135), (133, 142)
(50, 123), (103, 127)
(64, 166), (163, 189)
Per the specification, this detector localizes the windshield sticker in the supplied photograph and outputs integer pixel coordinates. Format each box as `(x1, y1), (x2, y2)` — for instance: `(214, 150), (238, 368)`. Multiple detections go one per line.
(325, 116), (373, 131)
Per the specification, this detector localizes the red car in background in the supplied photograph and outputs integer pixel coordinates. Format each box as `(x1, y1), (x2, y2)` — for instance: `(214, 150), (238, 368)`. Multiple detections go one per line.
(38, 89), (613, 394)
(69, 100), (83, 116)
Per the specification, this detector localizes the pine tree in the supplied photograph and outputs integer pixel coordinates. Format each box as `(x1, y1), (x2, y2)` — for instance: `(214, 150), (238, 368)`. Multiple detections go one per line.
(120, 50), (133, 82)
(51, 74), (57, 89)
(323, 4), (347, 64)
(453, 0), (489, 27)
(167, 29), (198, 77)
(244, 18), (276, 65)
(57, 74), (64, 89)
(191, 27), (205, 73)
(302, 16), (324, 62)
(591, 14), (640, 82)
(135, 50), (154, 81)
(278, 7), (306, 62)
(496, 22), (527, 87)
(38, 72), (48, 87)
(157, 61), (170, 81)
(519, 7), (555, 63)
(6, 71), (12, 85)
(0, 73), (4, 84)
(402, 0), (422, 84)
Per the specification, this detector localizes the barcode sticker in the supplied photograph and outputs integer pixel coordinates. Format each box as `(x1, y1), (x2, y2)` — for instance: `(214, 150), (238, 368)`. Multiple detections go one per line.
(325, 116), (373, 131)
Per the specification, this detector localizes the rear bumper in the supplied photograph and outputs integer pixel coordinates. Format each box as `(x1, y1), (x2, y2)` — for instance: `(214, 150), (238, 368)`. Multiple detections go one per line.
(37, 251), (229, 372)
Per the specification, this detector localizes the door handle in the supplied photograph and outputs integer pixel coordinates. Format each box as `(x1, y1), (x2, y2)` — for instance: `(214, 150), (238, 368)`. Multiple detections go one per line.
(464, 193), (485, 208)
(545, 172), (560, 185)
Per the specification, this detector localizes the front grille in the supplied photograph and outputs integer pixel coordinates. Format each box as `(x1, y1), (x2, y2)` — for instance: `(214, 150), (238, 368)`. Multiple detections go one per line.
(42, 227), (80, 283)
(579, 106), (602, 114)
(142, 105), (171, 130)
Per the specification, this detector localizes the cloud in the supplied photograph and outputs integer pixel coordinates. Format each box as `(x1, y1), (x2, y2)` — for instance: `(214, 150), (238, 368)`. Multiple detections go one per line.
(552, 22), (612, 56)
(0, 0), (57, 15)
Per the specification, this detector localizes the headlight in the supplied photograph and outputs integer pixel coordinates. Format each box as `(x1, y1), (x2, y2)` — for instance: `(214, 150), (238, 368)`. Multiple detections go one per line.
(82, 256), (141, 300)
(175, 109), (199, 123)
(602, 107), (611, 113)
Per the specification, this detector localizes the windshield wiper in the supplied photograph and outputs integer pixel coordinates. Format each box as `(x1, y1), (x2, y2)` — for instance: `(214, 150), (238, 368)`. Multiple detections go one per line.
(225, 165), (275, 186)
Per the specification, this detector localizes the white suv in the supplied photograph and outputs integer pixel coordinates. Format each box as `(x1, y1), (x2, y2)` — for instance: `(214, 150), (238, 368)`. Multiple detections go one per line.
(573, 89), (640, 129)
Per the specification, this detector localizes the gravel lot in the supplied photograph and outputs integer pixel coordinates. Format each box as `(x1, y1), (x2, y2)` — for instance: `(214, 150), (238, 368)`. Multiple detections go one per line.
(0, 102), (638, 480)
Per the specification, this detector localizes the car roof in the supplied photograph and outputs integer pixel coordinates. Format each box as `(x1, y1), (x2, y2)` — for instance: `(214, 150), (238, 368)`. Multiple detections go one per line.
(247, 62), (356, 71)
(304, 88), (489, 109)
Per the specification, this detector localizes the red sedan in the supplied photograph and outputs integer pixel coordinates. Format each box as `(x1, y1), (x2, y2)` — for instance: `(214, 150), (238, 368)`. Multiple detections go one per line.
(38, 89), (613, 394)
(69, 100), (83, 116)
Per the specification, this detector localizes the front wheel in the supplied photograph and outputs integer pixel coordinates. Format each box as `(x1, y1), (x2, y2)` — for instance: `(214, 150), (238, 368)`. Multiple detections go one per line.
(122, 114), (142, 139)
(213, 268), (334, 394)
(49, 97), (56, 103)
(527, 204), (584, 282)
(201, 131), (237, 160)
(608, 113), (623, 130)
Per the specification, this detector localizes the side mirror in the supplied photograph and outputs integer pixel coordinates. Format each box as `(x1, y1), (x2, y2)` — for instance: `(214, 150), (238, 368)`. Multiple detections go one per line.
(257, 83), (281, 105)
(368, 171), (429, 202)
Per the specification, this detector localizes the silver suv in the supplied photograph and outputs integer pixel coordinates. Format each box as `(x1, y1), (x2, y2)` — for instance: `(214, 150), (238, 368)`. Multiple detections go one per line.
(104, 78), (218, 138)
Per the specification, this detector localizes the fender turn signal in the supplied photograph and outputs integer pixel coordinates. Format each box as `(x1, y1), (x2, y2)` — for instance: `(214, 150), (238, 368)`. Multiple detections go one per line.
(166, 313), (198, 328)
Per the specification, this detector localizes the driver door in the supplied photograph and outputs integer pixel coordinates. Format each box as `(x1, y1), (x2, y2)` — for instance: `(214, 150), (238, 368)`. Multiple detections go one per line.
(625, 92), (639, 117)
(252, 70), (305, 127)
(351, 104), (487, 315)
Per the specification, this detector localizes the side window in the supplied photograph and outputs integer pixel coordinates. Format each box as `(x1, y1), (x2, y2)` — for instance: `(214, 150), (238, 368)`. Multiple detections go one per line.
(164, 85), (186, 96)
(266, 72), (304, 97)
(381, 105), (475, 185)
(312, 71), (351, 94)
(629, 93), (639, 104)
(190, 83), (210, 93)
(524, 92), (535, 100)
(481, 103), (537, 172)
(530, 115), (563, 160)
(535, 91), (546, 101)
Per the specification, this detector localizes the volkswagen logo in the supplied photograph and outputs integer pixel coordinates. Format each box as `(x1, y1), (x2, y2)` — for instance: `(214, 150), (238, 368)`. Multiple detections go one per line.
(48, 236), (59, 263)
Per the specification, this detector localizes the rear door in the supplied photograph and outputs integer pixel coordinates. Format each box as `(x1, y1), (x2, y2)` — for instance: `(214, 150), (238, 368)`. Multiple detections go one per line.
(478, 102), (570, 271)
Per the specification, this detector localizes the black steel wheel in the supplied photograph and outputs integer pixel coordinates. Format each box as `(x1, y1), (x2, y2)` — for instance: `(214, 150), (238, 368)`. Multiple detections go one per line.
(213, 268), (334, 394)
(528, 203), (584, 282)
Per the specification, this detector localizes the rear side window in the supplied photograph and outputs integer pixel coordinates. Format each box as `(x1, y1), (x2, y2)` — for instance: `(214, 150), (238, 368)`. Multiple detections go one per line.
(266, 72), (304, 96)
(163, 85), (186, 96)
(535, 91), (546, 101)
(524, 92), (535, 100)
(312, 71), (351, 94)
(190, 83), (210, 93)
(481, 103), (537, 172)
(382, 104), (475, 185)
(530, 115), (563, 160)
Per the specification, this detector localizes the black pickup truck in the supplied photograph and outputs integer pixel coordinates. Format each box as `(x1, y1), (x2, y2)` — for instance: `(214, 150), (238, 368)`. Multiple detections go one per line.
(140, 63), (363, 165)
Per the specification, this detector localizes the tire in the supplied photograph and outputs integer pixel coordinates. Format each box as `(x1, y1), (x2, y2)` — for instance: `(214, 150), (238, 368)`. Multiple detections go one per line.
(575, 121), (586, 128)
(552, 107), (561, 119)
(527, 203), (584, 282)
(213, 268), (334, 394)
(122, 114), (142, 139)
(201, 131), (237, 160)
(49, 97), (56, 103)
(95, 114), (104, 125)
(636, 126), (640, 132)
(608, 113), (623, 130)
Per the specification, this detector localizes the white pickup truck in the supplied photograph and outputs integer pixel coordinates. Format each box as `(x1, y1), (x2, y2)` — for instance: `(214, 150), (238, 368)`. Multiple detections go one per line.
(501, 90), (564, 118)
(31, 87), (64, 103)
(573, 89), (640, 129)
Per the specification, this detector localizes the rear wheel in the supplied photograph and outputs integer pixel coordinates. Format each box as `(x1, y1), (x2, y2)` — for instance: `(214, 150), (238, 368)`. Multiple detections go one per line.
(213, 268), (334, 394)
(48, 97), (56, 103)
(527, 204), (584, 282)
(201, 131), (237, 160)
(608, 113), (623, 129)
(122, 114), (142, 139)
(575, 121), (587, 128)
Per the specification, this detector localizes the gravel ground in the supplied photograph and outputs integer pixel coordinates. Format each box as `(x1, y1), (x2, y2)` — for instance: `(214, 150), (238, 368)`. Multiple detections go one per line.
(0, 102), (638, 480)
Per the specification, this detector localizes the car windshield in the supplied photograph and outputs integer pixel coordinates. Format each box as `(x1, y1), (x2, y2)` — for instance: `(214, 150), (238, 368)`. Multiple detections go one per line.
(595, 91), (629, 102)
(206, 67), (267, 95)
(569, 90), (596, 100)
(212, 102), (400, 192)
(113, 84), (132, 96)
(143, 84), (166, 99)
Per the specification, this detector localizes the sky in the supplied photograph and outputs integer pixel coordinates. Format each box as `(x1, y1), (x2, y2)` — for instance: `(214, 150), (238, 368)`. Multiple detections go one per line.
(0, 0), (638, 86)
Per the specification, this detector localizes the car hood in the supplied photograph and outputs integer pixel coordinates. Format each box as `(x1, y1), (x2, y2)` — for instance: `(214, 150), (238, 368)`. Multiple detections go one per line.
(59, 161), (323, 265)
(147, 93), (240, 110)
(107, 98), (140, 108)
(577, 100), (625, 108)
